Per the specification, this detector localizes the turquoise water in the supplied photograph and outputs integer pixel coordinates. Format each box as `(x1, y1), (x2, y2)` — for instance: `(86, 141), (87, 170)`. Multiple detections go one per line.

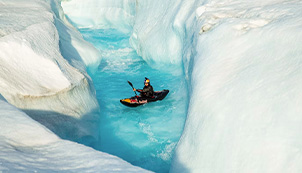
(80, 28), (188, 173)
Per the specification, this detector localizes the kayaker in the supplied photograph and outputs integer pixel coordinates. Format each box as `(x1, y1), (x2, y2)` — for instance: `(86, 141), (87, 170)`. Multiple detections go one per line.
(133, 78), (154, 98)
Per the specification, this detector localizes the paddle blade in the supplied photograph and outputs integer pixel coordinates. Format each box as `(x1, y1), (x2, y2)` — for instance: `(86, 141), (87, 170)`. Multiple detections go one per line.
(127, 81), (134, 88)
(128, 81), (137, 96)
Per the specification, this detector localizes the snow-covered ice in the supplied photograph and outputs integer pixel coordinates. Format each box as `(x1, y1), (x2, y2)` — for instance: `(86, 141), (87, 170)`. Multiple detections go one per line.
(170, 0), (302, 172)
(0, 95), (149, 172)
(0, 0), (102, 143)
(0, 0), (150, 172)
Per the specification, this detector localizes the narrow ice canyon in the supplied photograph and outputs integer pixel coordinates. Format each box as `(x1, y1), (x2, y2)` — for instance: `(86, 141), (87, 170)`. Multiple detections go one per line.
(1, 0), (302, 172)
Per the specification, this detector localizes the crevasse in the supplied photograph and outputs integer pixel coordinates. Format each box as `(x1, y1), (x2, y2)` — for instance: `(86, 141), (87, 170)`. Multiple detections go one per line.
(62, 0), (302, 172)
(1, 0), (300, 172)
(62, 0), (192, 172)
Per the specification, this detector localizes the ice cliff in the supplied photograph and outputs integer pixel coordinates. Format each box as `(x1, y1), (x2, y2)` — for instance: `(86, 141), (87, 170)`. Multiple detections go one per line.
(0, 95), (148, 172)
(62, 0), (302, 172)
(0, 0), (148, 172)
(170, 1), (302, 172)
(0, 0), (101, 143)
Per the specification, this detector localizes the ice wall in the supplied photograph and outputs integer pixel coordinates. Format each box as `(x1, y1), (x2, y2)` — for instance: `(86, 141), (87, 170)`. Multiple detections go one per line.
(0, 0), (101, 143)
(130, 0), (200, 67)
(171, 0), (302, 172)
(0, 0), (152, 171)
(61, 0), (198, 69)
(0, 95), (149, 172)
(61, 0), (136, 33)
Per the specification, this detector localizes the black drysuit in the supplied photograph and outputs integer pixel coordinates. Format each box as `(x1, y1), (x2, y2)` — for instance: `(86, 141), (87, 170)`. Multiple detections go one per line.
(137, 85), (154, 98)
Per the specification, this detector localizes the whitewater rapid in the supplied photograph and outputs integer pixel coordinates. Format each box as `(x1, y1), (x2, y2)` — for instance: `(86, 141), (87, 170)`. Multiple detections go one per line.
(78, 28), (188, 172)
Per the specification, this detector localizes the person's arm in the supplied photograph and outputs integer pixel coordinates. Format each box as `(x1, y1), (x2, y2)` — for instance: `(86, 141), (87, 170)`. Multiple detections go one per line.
(133, 88), (143, 92)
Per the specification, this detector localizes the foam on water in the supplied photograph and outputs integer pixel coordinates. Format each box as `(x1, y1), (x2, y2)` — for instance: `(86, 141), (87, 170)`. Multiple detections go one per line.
(80, 28), (188, 173)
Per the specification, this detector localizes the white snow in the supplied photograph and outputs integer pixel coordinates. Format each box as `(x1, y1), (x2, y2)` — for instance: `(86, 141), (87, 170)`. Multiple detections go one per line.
(0, 95), (149, 172)
(0, 0), (102, 143)
(170, 0), (302, 172)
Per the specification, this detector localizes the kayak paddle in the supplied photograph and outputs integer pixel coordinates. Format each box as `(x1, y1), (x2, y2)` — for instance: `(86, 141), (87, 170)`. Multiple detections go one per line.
(128, 81), (137, 96)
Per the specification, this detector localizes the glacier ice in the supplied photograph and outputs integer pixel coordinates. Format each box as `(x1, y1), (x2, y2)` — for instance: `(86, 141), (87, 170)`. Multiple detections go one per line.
(62, 0), (302, 172)
(129, 0), (199, 66)
(2, 0), (302, 172)
(170, 1), (302, 172)
(0, 95), (149, 172)
(0, 0), (151, 172)
(0, 0), (101, 143)
(61, 0), (136, 34)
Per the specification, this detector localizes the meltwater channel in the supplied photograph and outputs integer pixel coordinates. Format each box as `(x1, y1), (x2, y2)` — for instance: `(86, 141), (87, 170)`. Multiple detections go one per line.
(80, 28), (188, 172)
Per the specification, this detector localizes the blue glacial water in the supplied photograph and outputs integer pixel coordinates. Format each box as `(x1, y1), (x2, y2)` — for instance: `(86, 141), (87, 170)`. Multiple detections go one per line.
(80, 28), (188, 173)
